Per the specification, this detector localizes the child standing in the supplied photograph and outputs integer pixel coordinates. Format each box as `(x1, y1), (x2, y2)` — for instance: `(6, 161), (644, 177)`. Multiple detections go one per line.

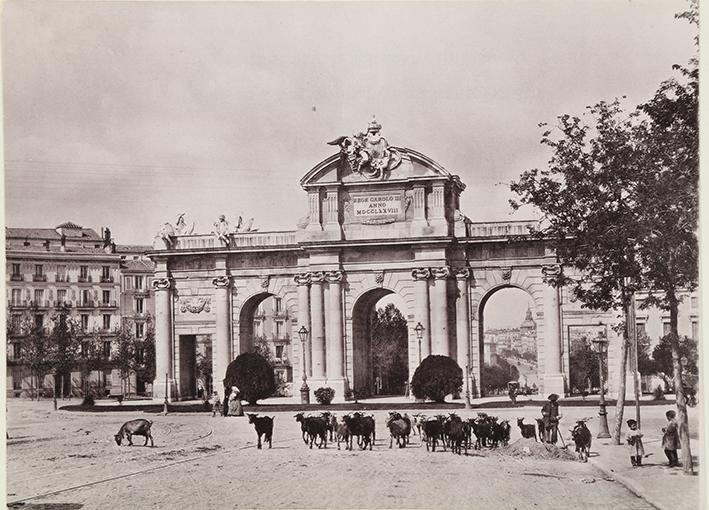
(662, 410), (681, 467)
(625, 419), (645, 466)
(209, 391), (221, 417)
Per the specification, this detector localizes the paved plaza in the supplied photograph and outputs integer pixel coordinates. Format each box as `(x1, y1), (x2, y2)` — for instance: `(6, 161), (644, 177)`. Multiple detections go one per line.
(5, 399), (701, 509)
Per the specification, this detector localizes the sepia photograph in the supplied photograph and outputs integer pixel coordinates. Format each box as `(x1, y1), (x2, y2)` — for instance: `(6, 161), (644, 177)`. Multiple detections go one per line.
(2, 1), (701, 508)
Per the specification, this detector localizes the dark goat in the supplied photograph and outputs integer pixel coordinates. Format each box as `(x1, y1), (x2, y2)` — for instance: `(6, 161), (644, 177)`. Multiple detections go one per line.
(386, 412), (410, 449)
(294, 412), (309, 444)
(114, 419), (154, 447)
(247, 413), (274, 449)
(471, 418), (492, 449)
(535, 418), (545, 442)
(295, 413), (328, 449)
(421, 418), (445, 452)
(321, 412), (338, 441)
(491, 420), (511, 447)
(517, 418), (538, 441)
(336, 420), (351, 450)
(447, 416), (468, 455)
(342, 413), (374, 450)
(571, 419), (592, 462)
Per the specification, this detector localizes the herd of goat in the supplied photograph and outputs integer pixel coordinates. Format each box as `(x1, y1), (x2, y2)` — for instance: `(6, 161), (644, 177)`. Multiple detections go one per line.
(113, 412), (593, 462)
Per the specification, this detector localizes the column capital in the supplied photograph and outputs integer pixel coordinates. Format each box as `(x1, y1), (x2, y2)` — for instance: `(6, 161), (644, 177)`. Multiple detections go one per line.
(431, 266), (451, 280)
(411, 268), (431, 281)
(310, 271), (325, 284)
(212, 275), (231, 289)
(454, 268), (472, 281)
(152, 277), (172, 291)
(325, 270), (344, 283)
(294, 273), (311, 286)
(541, 264), (563, 286)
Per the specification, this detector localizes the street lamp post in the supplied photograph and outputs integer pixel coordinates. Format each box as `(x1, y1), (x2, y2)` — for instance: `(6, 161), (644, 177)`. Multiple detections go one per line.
(592, 331), (611, 439)
(414, 322), (425, 364)
(464, 364), (472, 409)
(298, 326), (310, 405)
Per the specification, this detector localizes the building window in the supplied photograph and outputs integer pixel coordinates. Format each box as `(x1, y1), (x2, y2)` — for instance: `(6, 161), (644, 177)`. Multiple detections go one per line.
(57, 289), (67, 305)
(254, 320), (263, 337)
(136, 322), (144, 338)
(12, 263), (20, 276)
(34, 289), (44, 305)
(81, 341), (89, 356)
(102, 266), (111, 280)
(274, 297), (282, 313)
(35, 265), (43, 277)
(275, 321), (284, 339)
(56, 265), (67, 282)
(102, 290), (111, 304)
(123, 277), (132, 290)
(34, 314), (43, 329)
(691, 296), (698, 309)
(80, 265), (89, 282)
(636, 323), (646, 337)
(10, 314), (21, 332)
(692, 321), (698, 341)
(103, 341), (111, 358)
(663, 322), (672, 337)
(82, 290), (91, 306)
(134, 276), (144, 290)
(81, 314), (89, 331)
(13, 343), (22, 359)
(136, 345), (144, 363)
(275, 345), (284, 360)
(136, 298), (144, 314)
(103, 314), (111, 331)
(11, 288), (21, 305)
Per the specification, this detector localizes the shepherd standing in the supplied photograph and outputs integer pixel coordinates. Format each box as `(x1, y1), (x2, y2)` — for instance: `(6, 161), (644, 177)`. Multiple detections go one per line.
(541, 393), (561, 444)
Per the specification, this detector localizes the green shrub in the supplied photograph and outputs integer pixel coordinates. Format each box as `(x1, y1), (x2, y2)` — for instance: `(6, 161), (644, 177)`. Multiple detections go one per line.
(653, 384), (666, 400)
(223, 352), (276, 405)
(411, 355), (463, 402)
(314, 387), (335, 405)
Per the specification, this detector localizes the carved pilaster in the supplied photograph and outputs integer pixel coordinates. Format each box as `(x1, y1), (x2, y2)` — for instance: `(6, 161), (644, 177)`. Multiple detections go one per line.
(431, 266), (451, 280)
(152, 277), (172, 291)
(294, 273), (312, 286)
(212, 275), (231, 289)
(411, 268), (432, 281)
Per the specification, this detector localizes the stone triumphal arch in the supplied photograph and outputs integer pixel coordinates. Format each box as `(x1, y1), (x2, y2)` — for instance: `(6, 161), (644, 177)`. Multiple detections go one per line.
(149, 120), (577, 402)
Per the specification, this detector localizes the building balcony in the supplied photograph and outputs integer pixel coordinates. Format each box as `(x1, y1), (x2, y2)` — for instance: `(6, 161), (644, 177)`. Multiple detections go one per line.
(54, 301), (73, 308)
(8, 300), (28, 309)
(78, 275), (93, 283)
(133, 289), (150, 297)
(99, 301), (118, 309)
(55, 275), (70, 283)
(77, 300), (95, 309)
(29, 300), (50, 309)
(100, 276), (114, 283)
(32, 274), (47, 282)
(10, 274), (23, 282)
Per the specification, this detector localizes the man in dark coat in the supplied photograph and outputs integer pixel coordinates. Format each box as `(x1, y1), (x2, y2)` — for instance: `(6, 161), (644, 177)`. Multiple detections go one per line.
(541, 393), (561, 443)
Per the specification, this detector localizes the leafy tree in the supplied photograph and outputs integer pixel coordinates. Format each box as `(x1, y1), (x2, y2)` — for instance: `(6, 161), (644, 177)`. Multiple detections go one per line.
(411, 355), (462, 402)
(48, 307), (80, 398)
(78, 332), (110, 399)
(195, 351), (213, 396)
(651, 335), (697, 389)
(111, 321), (136, 398)
(223, 352), (276, 405)
(133, 322), (156, 395)
(636, 332), (656, 377)
(18, 311), (53, 400)
(568, 338), (602, 394)
(370, 304), (409, 394)
(253, 336), (276, 367)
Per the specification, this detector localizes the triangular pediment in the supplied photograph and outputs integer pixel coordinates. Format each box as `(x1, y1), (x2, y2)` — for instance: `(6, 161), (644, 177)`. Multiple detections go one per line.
(301, 147), (456, 189)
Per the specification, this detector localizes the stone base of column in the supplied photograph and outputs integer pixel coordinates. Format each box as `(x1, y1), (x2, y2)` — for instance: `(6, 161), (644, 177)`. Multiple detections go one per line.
(542, 373), (566, 399)
(324, 378), (347, 403)
(152, 379), (178, 403)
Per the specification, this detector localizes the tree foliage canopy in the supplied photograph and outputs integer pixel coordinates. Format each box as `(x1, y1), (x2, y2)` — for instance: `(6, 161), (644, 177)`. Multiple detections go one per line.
(411, 355), (462, 402)
(223, 352), (276, 405)
(370, 303), (409, 394)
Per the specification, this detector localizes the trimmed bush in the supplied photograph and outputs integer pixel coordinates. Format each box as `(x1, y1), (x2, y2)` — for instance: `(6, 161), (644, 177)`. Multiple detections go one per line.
(411, 355), (463, 403)
(223, 352), (276, 405)
(314, 387), (335, 405)
(80, 394), (95, 407)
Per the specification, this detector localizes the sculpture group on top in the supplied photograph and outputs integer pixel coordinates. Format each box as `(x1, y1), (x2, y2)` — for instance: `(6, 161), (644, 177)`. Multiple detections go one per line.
(328, 117), (402, 181)
(155, 213), (258, 249)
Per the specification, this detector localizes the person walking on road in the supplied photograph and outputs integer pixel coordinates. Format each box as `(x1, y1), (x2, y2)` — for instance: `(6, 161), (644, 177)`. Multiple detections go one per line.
(228, 385), (243, 416)
(662, 410), (681, 467)
(541, 393), (561, 444)
(625, 419), (645, 467)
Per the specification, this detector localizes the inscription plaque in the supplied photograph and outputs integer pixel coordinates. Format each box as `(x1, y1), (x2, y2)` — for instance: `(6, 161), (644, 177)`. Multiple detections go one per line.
(350, 191), (404, 224)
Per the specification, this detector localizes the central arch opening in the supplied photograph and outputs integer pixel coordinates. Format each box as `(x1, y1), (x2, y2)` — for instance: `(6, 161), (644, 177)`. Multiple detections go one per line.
(351, 289), (409, 398)
(479, 286), (538, 397)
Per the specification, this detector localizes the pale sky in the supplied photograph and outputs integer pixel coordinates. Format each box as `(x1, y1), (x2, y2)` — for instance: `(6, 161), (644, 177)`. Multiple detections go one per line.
(3, 1), (697, 244)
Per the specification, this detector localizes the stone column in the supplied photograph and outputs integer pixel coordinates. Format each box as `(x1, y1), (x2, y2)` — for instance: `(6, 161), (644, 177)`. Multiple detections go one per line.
(430, 266), (451, 356)
(455, 268), (471, 368)
(212, 275), (232, 388)
(152, 277), (176, 402)
(294, 273), (312, 377)
(411, 268), (432, 362)
(310, 271), (326, 380)
(325, 270), (346, 401)
(542, 264), (565, 396)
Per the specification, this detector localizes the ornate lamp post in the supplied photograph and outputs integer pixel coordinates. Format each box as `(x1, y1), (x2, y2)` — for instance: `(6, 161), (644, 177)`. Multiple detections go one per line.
(298, 326), (310, 404)
(414, 322), (425, 364)
(464, 364), (472, 409)
(592, 331), (611, 439)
